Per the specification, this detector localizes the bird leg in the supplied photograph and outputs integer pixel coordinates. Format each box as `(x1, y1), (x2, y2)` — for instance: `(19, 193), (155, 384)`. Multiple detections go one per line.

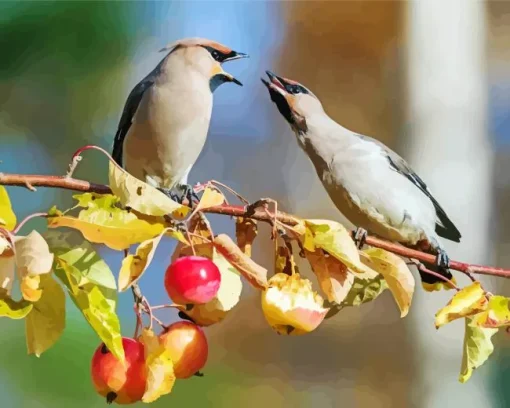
(435, 248), (450, 271)
(352, 227), (368, 249)
(176, 183), (200, 207)
(157, 187), (182, 203)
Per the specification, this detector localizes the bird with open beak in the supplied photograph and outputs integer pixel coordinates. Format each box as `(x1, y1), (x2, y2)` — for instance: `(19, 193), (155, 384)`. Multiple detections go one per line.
(262, 70), (461, 290)
(112, 37), (248, 203)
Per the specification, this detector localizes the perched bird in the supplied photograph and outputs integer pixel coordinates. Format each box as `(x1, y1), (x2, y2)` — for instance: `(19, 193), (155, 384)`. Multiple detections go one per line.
(112, 38), (248, 202)
(262, 70), (461, 290)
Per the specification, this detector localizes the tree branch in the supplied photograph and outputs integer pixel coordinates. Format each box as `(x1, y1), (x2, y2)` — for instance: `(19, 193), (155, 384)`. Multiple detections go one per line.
(1, 171), (509, 279)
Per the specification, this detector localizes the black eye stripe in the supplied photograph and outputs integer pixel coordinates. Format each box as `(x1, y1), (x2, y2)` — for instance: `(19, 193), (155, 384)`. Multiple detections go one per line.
(202, 45), (233, 63)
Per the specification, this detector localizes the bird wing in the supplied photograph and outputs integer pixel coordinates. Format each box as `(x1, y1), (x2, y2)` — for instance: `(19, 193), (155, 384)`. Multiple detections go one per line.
(111, 73), (156, 166)
(357, 134), (461, 243)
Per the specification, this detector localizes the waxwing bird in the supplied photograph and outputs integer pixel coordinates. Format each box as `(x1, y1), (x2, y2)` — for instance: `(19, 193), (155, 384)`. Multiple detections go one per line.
(261, 70), (461, 290)
(112, 38), (248, 203)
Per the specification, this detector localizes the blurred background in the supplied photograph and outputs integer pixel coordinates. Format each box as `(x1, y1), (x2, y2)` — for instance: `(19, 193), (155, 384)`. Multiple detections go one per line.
(1, 0), (510, 407)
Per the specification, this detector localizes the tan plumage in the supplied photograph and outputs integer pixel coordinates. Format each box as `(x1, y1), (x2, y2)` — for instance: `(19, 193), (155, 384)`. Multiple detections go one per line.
(112, 38), (248, 197)
(262, 70), (461, 287)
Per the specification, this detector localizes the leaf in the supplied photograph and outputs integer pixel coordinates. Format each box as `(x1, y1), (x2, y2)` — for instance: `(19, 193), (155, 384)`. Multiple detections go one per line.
(342, 275), (388, 307)
(57, 258), (124, 362)
(0, 186), (16, 230)
(20, 275), (42, 302)
(236, 217), (257, 257)
(360, 248), (415, 318)
(175, 244), (243, 326)
(47, 194), (165, 250)
(459, 317), (498, 383)
(213, 234), (267, 289)
(0, 245), (15, 295)
(0, 289), (33, 319)
(470, 296), (510, 328)
(108, 161), (190, 219)
(140, 328), (176, 403)
(45, 230), (117, 306)
(296, 219), (378, 279)
(275, 244), (299, 276)
(118, 230), (167, 291)
(14, 230), (54, 276)
(305, 249), (354, 304)
(194, 186), (225, 212)
(435, 282), (488, 328)
(25, 274), (66, 357)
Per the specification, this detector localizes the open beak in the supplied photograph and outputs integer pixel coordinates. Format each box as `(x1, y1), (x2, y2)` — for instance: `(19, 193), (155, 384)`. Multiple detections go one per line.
(261, 70), (290, 96)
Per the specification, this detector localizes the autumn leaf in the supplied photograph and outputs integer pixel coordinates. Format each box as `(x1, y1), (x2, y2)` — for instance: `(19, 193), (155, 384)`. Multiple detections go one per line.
(47, 194), (165, 251)
(14, 231), (54, 276)
(305, 249), (354, 304)
(118, 231), (167, 292)
(109, 161), (189, 219)
(56, 258), (124, 362)
(45, 230), (117, 306)
(359, 248), (414, 318)
(175, 243), (243, 326)
(435, 282), (488, 328)
(296, 219), (378, 279)
(0, 186), (16, 231)
(139, 328), (176, 403)
(214, 234), (267, 289)
(459, 317), (498, 383)
(236, 217), (257, 257)
(194, 186), (225, 212)
(25, 274), (66, 357)
(470, 296), (510, 329)
(275, 244), (299, 276)
(0, 242), (14, 294)
(0, 289), (33, 319)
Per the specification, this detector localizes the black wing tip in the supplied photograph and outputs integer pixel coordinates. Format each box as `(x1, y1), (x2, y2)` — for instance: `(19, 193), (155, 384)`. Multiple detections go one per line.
(435, 223), (461, 243)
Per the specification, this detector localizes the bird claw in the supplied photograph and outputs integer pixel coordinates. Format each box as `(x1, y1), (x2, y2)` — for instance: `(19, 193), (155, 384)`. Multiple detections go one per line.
(435, 248), (450, 271)
(158, 185), (199, 207)
(352, 227), (368, 249)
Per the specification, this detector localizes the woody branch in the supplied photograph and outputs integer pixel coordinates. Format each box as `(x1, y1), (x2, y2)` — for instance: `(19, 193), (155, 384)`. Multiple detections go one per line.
(1, 171), (509, 279)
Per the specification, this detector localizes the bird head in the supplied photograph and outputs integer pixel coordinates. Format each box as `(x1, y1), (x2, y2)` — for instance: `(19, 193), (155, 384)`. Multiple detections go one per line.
(160, 37), (248, 92)
(261, 71), (323, 133)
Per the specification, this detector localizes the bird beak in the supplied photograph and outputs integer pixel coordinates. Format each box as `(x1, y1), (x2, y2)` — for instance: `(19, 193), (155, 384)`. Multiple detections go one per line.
(211, 64), (243, 86)
(262, 70), (290, 97)
(223, 51), (249, 63)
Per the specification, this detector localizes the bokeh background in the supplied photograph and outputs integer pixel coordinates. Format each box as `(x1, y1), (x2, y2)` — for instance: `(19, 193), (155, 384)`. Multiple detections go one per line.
(1, 1), (510, 407)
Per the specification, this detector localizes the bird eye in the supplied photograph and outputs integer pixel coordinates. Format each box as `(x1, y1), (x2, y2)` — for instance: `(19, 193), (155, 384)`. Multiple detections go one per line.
(211, 50), (220, 61)
(288, 85), (301, 94)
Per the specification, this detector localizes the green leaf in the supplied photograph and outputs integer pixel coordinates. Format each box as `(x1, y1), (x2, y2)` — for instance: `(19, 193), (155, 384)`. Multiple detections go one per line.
(360, 248), (415, 318)
(47, 193), (165, 251)
(460, 317), (498, 383)
(56, 258), (124, 362)
(108, 161), (190, 219)
(0, 186), (16, 230)
(0, 289), (33, 319)
(25, 274), (66, 357)
(342, 275), (388, 307)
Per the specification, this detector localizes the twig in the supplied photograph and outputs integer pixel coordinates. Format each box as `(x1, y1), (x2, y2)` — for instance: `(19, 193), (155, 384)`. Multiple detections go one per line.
(13, 212), (47, 235)
(1, 171), (510, 279)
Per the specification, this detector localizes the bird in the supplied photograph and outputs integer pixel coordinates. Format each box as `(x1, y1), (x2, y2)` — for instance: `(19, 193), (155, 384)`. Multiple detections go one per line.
(112, 37), (248, 203)
(261, 70), (461, 291)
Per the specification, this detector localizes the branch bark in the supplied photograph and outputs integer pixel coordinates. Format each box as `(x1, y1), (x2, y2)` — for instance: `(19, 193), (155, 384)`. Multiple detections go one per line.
(1, 172), (508, 279)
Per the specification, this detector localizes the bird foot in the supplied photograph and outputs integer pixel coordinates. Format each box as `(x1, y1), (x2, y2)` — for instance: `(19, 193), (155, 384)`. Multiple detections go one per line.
(435, 248), (451, 272)
(158, 185), (199, 206)
(352, 227), (368, 249)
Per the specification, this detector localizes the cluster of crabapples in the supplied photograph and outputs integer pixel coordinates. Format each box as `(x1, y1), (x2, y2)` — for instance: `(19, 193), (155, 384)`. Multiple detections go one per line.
(91, 255), (220, 404)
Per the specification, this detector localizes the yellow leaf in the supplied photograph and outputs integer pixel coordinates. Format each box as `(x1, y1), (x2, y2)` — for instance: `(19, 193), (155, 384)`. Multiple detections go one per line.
(25, 274), (66, 357)
(0, 244), (15, 295)
(435, 282), (488, 328)
(57, 259), (124, 362)
(47, 194), (165, 251)
(20, 275), (42, 302)
(459, 317), (498, 383)
(342, 275), (388, 307)
(360, 248), (414, 318)
(14, 231), (54, 277)
(305, 249), (354, 304)
(0, 289), (33, 319)
(296, 219), (378, 279)
(0, 186), (16, 231)
(175, 244), (243, 326)
(108, 161), (190, 219)
(194, 186), (225, 212)
(140, 328), (176, 403)
(118, 229), (168, 292)
(236, 217), (257, 257)
(470, 296), (510, 328)
(213, 234), (267, 290)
